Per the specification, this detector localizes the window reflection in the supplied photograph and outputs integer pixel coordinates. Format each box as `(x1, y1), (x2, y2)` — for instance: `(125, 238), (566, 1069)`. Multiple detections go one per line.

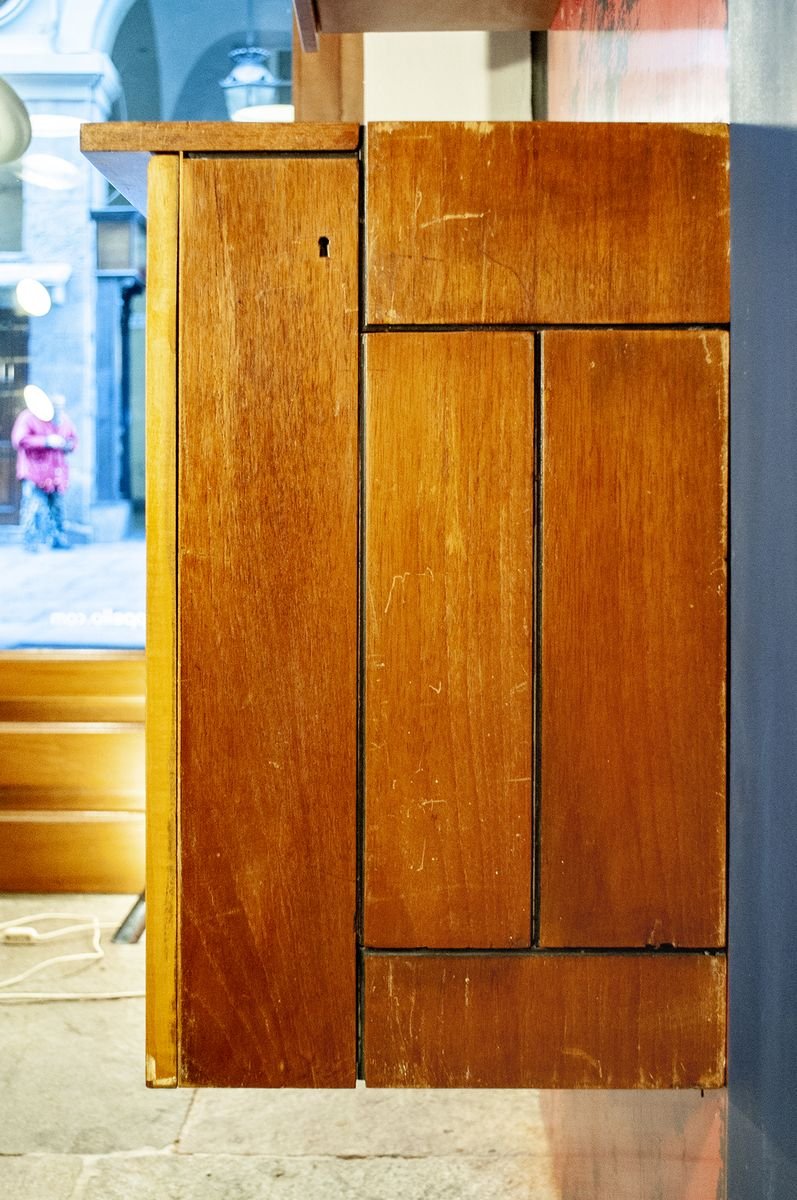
(0, 0), (294, 649)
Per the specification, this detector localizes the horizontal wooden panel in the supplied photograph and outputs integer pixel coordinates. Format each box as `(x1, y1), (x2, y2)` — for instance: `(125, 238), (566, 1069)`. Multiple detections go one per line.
(0, 696), (144, 722)
(81, 123), (361, 215)
(0, 651), (144, 697)
(81, 121), (361, 155)
(0, 725), (144, 795)
(366, 122), (729, 325)
(540, 331), (727, 948)
(0, 651), (143, 723)
(0, 812), (144, 892)
(364, 953), (726, 1088)
(364, 332), (533, 948)
(178, 157), (359, 1087)
(0, 787), (143, 813)
(317, 1), (559, 32)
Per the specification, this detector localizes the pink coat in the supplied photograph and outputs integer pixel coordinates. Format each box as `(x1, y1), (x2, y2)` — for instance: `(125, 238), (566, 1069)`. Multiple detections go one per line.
(11, 409), (78, 494)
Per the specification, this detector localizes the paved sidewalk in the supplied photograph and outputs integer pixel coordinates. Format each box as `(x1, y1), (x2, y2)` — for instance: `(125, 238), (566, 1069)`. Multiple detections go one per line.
(0, 541), (145, 649)
(0, 895), (726, 1200)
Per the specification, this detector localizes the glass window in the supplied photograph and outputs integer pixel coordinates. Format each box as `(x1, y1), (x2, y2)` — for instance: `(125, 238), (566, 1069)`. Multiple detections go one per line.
(0, 0), (293, 649)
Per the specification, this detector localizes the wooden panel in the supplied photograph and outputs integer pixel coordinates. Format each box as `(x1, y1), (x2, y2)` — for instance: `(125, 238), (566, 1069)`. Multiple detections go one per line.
(316, 1), (560, 32)
(0, 811), (144, 893)
(144, 154), (179, 1089)
(293, 20), (363, 122)
(364, 953), (726, 1088)
(81, 124), (360, 217)
(0, 725), (144, 793)
(540, 331), (727, 948)
(178, 157), (358, 1087)
(364, 333), (533, 949)
(365, 123), (729, 325)
(81, 122), (360, 153)
(0, 650), (144, 723)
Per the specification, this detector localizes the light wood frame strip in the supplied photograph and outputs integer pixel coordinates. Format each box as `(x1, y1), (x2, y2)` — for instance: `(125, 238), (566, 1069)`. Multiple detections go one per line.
(145, 153), (179, 1087)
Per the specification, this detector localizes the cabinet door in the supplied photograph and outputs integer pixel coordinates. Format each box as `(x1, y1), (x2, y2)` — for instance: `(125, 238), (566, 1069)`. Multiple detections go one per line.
(364, 331), (534, 949)
(362, 327), (727, 1088)
(361, 123), (728, 1089)
(539, 330), (728, 949)
(176, 156), (359, 1087)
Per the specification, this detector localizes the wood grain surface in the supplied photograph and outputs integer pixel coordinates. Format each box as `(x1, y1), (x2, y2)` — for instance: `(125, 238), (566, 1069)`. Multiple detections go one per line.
(80, 121), (361, 154)
(316, 0), (559, 32)
(364, 952), (726, 1088)
(0, 811), (144, 893)
(0, 724), (143, 795)
(540, 331), (728, 948)
(81, 124), (360, 216)
(365, 122), (729, 325)
(293, 20), (363, 122)
(364, 333), (533, 949)
(0, 651), (144, 723)
(178, 157), (359, 1087)
(144, 155), (179, 1087)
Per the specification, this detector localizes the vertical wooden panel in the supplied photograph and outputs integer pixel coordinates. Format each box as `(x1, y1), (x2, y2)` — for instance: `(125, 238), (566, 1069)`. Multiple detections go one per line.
(364, 332), (533, 949)
(540, 330), (728, 948)
(178, 157), (358, 1086)
(364, 952), (727, 1088)
(145, 153), (179, 1088)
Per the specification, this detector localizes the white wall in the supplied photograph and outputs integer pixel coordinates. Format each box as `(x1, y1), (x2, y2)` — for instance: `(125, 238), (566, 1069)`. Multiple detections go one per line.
(363, 31), (531, 122)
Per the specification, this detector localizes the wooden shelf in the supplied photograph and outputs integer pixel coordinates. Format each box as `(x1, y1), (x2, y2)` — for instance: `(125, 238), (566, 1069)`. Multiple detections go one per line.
(80, 122), (361, 214)
(294, 1), (559, 51)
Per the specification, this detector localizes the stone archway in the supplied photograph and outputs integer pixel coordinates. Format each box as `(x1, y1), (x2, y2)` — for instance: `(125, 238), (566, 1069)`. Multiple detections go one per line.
(56, 0), (137, 55)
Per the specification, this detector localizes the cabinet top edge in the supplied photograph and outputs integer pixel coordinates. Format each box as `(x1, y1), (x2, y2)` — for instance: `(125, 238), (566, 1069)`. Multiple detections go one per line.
(80, 122), (362, 155)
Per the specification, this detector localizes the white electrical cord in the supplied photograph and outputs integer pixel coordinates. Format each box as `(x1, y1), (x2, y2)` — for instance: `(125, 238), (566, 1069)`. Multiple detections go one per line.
(0, 912), (145, 1001)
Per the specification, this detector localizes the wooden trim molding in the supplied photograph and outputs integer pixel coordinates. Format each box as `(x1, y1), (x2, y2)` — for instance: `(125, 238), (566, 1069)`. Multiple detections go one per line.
(144, 153), (180, 1088)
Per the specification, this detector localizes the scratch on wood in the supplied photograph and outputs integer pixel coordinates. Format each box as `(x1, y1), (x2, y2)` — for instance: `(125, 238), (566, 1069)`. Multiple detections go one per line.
(419, 212), (486, 229)
(384, 572), (411, 614)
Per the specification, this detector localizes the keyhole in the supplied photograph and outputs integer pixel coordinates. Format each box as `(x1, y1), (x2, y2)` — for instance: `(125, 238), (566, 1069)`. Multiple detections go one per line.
(318, 236), (330, 258)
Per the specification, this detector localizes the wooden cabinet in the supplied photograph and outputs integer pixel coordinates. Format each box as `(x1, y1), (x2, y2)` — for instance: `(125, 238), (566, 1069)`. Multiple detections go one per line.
(82, 120), (729, 1090)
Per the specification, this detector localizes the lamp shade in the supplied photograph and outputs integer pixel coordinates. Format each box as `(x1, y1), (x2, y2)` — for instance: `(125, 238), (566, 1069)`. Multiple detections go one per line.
(220, 46), (291, 121)
(0, 77), (31, 164)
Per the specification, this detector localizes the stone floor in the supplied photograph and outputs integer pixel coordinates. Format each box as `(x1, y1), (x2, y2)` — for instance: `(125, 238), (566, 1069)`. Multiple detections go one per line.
(0, 541), (145, 650)
(0, 895), (726, 1200)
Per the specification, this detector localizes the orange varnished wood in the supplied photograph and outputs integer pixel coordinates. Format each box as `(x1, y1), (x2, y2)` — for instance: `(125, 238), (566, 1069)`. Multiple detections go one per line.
(540, 330), (728, 949)
(364, 332), (533, 948)
(178, 157), (359, 1086)
(80, 123), (360, 215)
(80, 121), (360, 154)
(0, 811), (144, 893)
(293, 19), (363, 121)
(364, 953), (726, 1088)
(365, 122), (729, 325)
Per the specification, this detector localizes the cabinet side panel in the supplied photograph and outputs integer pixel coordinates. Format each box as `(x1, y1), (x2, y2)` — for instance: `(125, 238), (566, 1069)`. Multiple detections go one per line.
(364, 332), (533, 948)
(364, 953), (726, 1089)
(178, 158), (359, 1086)
(540, 330), (728, 948)
(145, 154), (179, 1087)
(365, 123), (729, 325)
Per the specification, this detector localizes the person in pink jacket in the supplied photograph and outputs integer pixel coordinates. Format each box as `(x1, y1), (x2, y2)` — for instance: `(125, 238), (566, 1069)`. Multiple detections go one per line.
(11, 392), (78, 551)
